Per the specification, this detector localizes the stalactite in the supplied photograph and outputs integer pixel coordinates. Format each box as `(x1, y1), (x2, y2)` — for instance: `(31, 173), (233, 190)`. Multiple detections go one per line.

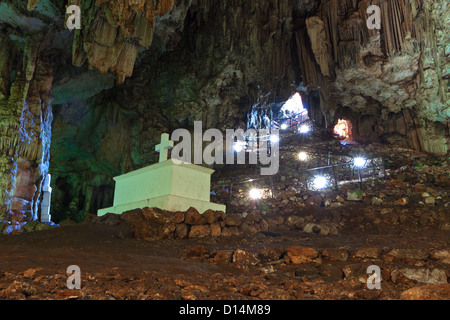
(72, 0), (175, 83)
(295, 0), (448, 154)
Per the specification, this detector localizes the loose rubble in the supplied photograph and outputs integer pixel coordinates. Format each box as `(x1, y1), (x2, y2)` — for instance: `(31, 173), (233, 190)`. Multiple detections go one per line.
(0, 141), (448, 300)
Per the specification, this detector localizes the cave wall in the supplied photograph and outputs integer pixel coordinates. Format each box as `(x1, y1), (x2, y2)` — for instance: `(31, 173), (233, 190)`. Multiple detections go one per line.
(0, 32), (53, 222)
(295, 0), (449, 154)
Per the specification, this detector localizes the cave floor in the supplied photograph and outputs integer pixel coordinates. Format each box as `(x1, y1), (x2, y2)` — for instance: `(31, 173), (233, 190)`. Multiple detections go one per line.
(0, 203), (448, 300)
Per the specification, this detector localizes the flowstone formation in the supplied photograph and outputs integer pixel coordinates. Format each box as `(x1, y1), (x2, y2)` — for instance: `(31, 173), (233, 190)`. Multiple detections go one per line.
(0, 33), (53, 223)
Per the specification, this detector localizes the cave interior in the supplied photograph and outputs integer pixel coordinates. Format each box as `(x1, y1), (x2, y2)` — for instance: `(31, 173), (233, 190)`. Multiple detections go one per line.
(0, 0), (448, 301)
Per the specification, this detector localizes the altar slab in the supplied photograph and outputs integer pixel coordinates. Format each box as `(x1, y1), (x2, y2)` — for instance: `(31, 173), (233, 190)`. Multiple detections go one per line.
(97, 160), (226, 216)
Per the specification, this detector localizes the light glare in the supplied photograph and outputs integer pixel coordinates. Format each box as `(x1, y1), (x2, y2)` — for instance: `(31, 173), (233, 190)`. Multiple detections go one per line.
(270, 135), (280, 143)
(298, 152), (309, 161)
(313, 176), (328, 190)
(233, 141), (245, 152)
(249, 188), (262, 200)
(299, 125), (310, 134)
(354, 157), (367, 168)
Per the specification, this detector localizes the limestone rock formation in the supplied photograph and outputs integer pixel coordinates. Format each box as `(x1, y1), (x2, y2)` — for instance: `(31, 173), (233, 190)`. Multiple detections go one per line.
(70, 0), (175, 83)
(0, 0), (448, 222)
(0, 32), (53, 222)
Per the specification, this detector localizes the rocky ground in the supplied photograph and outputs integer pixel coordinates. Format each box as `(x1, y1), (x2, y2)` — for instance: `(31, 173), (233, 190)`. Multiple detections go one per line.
(0, 137), (448, 300)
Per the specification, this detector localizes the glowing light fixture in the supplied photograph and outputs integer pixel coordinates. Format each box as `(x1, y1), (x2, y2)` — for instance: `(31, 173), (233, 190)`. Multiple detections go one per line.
(313, 176), (328, 190)
(298, 151), (309, 161)
(280, 123), (288, 130)
(270, 135), (280, 143)
(249, 188), (263, 200)
(354, 157), (367, 169)
(299, 125), (310, 134)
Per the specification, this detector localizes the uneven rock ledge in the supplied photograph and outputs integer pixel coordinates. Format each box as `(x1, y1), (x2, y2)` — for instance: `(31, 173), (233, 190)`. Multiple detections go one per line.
(94, 206), (339, 241)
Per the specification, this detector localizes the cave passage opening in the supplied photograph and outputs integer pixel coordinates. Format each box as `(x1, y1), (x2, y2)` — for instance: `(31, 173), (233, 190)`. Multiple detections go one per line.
(333, 119), (353, 142)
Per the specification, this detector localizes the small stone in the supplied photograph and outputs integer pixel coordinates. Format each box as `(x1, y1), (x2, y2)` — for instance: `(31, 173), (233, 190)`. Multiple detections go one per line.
(396, 198), (408, 206)
(372, 197), (383, 205)
(232, 249), (260, 266)
(347, 190), (363, 201)
(175, 223), (189, 239)
(392, 268), (447, 284)
(342, 264), (371, 283)
(203, 210), (216, 224)
(174, 212), (185, 224)
(224, 215), (243, 227)
(185, 207), (206, 225)
(188, 225), (211, 238)
(413, 183), (425, 193)
(23, 268), (40, 279)
(285, 216), (304, 228)
(221, 227), (240, 237)
(285, 246), (319, 264)
(257, 247), (284, 262)
(214, 250), (234, 264)
(210, 223), (221, 237)
(387, 248), (429, 260)
(355, 247), (382, 259)
(401, 284), (450, 300)
(187, 245), (208, 258)
(431, 249), (450, 264)
(424, 197), (435, 205)
(321, 249), (349, 262)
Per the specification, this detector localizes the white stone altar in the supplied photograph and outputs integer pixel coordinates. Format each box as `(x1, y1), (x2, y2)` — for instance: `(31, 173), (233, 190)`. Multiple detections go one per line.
(97, 134), (226, 216)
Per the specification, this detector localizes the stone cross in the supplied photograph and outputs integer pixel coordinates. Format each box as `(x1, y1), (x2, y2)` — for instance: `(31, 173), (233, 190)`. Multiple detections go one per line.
(41, 174), (52, 222)
(155, 133), (174, 163)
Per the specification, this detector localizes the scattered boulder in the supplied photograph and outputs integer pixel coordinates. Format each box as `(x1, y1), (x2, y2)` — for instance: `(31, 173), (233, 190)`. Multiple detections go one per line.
(321, 248), (349, 262)
(355, 247), (382, 259)
(224, 215), (243, 227)
(210, 223), (222, 237)
(188, 225), (211, 238)
(347, 190), (363, 201)
(257, 247), (284, 262)
(175, 223), (189, 239)
(431, 249), (450, 264)
(392, 268), (447, 284)
(232, 249), (260, 266)
(214, 250), (234, 264)
(401, 284), (450, 300)
(303, 223), (338, 235)
(185, 207), (206, 225)
(386, 248), (429, 261)
(285, 246), (319, 264)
